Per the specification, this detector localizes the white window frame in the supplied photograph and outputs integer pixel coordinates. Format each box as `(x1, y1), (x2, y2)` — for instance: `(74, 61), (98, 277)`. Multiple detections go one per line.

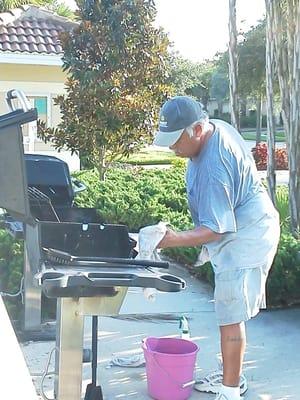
(26, 93), (52, 142)
(27, 93), (52, 126)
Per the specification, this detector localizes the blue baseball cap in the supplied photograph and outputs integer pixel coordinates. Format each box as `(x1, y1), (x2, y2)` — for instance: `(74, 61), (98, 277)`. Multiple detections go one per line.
(153, 96), (206, 147)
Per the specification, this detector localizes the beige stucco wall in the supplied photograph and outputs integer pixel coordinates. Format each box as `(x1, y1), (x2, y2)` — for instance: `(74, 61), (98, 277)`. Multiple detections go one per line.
(0, 91), (6, 116)
(0, 64), (66, 82)
(0, 62), (80, 170)
(0, 63), (67, 119)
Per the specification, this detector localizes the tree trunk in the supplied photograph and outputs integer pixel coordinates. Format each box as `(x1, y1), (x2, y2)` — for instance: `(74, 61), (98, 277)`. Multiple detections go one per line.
(272, 0), (300, 237)
(96, 146), (107, 181)
(240, 98), (246, 116)
(228, 0), (240, 131)
(201, 93), (210, 110)
(217, 101), (223, 116)
(288, 1), (300, 237)
(265, 0), (277, 205)
(255, 95), (262, 145)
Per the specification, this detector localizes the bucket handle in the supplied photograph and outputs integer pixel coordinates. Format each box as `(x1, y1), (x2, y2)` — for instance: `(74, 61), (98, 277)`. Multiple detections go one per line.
(142, 339), (195, 389)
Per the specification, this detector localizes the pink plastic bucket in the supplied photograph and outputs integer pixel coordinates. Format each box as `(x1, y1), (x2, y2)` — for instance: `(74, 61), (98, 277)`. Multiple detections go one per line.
(142, 337), (199, 400)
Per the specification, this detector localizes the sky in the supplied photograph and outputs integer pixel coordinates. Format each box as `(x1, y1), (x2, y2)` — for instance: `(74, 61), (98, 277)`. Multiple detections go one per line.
(64, 0), (266, 62)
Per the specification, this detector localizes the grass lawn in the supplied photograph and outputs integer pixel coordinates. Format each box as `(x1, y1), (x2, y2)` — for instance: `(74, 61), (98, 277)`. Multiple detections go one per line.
(241, 130), (285, 142)
(121, 148), (177, 165)
(121, 130), (286, 165)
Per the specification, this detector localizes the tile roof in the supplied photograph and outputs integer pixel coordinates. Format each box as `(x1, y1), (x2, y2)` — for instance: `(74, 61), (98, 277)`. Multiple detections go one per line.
(0, 5), (75, 55)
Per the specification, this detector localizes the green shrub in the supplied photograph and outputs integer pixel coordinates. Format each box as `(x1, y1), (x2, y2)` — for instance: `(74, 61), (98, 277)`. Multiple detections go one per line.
(0, 229), (23, 319)
(73, 162), (191, 232)
(267, 231), (300, 306)
(216, 112), (269, 129)
(164, 246), (199, 266)
(239, 113), (268, 128)
(240, 113), (257, 128)
(193, 262), (215, 286)
(1, 164), (299, 319)
(217, 112), (231, 123)
(74, 166), (300, 307)
(0, 227), (57, 320)
(276, 185), (290, 229)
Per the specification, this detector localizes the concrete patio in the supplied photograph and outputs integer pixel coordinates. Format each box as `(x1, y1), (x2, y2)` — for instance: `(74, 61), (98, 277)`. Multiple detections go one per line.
(21, 262), (300, 400)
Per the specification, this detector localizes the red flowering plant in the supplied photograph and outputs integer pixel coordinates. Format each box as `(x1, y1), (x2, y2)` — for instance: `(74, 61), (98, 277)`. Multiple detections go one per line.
(252, 143), (288, 170)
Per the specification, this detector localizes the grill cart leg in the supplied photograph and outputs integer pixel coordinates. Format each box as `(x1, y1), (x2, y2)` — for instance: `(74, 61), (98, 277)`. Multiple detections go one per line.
(84, 316), (103, 400)
(54, 289), (127, 400)
(54, 298), (84, 400)
(23, 248), (42, 331)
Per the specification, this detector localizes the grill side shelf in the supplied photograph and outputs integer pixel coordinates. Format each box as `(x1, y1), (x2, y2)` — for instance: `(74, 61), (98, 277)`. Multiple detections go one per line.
(40, 269), (186, 298)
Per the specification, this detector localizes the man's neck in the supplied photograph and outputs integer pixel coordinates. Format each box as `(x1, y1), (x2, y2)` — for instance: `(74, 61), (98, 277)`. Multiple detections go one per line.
(191, 121), (215, 161)
(200, 121), (215, 148)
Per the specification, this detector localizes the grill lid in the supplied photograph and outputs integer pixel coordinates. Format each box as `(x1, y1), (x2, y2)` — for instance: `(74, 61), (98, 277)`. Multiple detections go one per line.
(25, 154), (75, 207)
(0, 107), (37, 225)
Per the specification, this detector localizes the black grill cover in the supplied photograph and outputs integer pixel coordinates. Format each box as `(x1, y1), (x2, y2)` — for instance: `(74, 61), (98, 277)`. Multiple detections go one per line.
(25, 154), (74, 207)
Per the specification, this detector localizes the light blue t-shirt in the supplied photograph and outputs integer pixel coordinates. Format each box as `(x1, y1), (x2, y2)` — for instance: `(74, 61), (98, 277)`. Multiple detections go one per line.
(186, 119), (280, 272)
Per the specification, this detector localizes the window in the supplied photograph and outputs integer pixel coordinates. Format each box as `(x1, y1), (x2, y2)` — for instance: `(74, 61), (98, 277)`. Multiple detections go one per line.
(29, 96), (48, 126)
(18, 95), (50, 147)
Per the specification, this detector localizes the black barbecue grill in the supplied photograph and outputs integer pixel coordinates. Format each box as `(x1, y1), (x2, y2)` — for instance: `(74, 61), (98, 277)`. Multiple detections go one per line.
(0, 92), (184, 295)
(4, 153), (104, 236)
(0, 89), (185, 400)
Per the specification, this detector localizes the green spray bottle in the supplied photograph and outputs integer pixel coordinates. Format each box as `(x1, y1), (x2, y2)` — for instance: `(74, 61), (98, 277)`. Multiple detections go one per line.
(179, 316), (190, 340)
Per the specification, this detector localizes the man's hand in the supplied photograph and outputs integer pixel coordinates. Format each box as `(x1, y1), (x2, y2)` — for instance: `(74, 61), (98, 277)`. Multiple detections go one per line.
(157, 228), (179, 248)
(157, 226), (222, 249)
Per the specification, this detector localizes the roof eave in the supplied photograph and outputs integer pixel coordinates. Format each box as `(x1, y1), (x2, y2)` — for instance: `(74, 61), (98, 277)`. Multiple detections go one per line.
(0, 5), (77, 28)
(0, 52), (63, 66)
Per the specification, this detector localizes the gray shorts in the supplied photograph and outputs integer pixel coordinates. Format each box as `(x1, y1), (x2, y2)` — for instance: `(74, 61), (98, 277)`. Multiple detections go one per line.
(214, 264), (270, 326)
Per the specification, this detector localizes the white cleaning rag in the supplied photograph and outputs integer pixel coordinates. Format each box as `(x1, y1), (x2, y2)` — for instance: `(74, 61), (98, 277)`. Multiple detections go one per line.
(136, 221), (168, 301)
(194, 245), (210, 267)
(106, 352), (145, 368)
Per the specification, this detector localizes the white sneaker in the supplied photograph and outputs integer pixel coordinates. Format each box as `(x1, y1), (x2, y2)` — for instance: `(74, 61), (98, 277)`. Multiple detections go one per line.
(214, 394), (230, 400)
(194, 370), (247, 396)
(215, 393), (244, 400)
(214, 394), (242, 400)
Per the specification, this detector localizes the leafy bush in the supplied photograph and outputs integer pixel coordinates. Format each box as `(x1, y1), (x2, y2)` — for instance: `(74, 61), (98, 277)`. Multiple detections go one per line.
(217, 112), (231, 123)
(267, 231), (300, 306)
(73, 162), (192, 232)
(215, 113), (267, 129)
(240, 113), (257, 128)
(276, 186), (290, 229)
(74, 165), (299, 306)
(252, 142), (288, 170)
(239, 113), (268, 128)
(0, 163), (299, 319)
(0, 229), (23, 319)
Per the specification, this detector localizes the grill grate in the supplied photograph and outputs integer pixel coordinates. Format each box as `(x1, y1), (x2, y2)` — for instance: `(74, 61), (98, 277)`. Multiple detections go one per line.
(28, 187), (60, 222)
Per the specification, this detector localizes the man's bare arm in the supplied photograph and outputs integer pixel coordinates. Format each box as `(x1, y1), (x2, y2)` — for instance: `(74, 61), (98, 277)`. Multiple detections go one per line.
(158, 226), (222, 248)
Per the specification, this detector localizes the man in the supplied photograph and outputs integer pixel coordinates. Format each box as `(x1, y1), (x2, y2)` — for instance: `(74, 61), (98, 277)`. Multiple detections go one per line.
(154, 96), (280, 400)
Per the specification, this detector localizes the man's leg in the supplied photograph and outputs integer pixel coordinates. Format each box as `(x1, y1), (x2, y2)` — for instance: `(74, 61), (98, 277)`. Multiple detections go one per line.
(220, 322), (246, 387)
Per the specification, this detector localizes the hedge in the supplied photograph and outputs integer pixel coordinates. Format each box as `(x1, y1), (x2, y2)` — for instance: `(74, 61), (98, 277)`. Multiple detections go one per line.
(0, 162), (299, 320)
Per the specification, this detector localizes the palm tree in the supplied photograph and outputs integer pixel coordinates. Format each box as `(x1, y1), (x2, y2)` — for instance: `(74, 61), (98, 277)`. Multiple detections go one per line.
(228, 0), (239, 131)
(0, 0), (74, 19)
(267, 0), (300, 237)
(265, 0), (276, 204)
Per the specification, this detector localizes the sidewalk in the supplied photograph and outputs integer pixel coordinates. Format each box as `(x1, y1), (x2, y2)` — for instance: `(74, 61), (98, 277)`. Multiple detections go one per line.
(258, 170), (289, 185)
(21, 263), (300, 400)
